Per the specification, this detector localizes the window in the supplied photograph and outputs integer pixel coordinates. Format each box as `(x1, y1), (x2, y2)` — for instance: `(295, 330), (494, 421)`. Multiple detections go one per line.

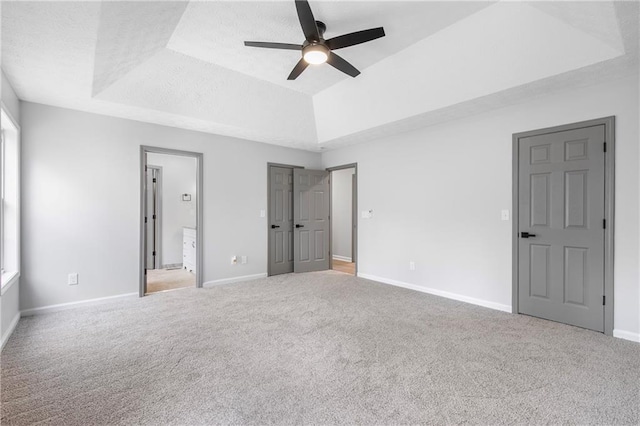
(1, 106), (20, 292)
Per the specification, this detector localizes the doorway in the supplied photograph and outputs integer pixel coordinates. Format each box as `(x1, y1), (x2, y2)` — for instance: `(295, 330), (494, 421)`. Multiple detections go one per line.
(328, 165), (357, 275)
(267, 164), (332, 275)
(267, 163), (357, 276)
(512, 117), (614, 335)
(140, 146), (203, 296)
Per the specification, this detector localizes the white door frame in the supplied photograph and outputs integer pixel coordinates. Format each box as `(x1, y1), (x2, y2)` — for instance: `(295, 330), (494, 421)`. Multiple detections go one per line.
(511, 117), (615, 335)
(139, 146), (204, 296)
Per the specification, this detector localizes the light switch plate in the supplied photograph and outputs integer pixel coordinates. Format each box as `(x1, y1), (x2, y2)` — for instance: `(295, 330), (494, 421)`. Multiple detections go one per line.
(260, 210), (265, 218)
(68, 273), (78, 285)
(501, 209), (510, 221)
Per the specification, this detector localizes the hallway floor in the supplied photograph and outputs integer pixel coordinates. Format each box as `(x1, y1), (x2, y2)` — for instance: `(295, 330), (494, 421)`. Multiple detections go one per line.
(332, 259), (355, 275)
(146, 268), (195, 293)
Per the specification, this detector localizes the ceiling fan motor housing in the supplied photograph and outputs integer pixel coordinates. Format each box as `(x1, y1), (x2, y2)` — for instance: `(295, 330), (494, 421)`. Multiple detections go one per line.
(315, 21), (327, 39)
(302, 21), (330, 64)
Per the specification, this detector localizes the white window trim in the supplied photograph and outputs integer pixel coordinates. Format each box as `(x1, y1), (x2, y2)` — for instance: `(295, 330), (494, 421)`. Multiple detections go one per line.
(1, 271), (19, 295)
(0, 102), (21, 294)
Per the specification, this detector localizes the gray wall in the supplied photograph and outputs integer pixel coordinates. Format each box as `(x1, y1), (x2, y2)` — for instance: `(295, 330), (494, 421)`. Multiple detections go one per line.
(331, 168), (354, 261)
(1, 70), (21, 344)
(322, 74), (640, 340)
(146, 153), (197, 267)
(20, 102), (321, 310)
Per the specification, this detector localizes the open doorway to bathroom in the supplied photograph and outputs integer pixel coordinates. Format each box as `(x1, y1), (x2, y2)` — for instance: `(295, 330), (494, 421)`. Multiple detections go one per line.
(140, 146), (203, 296)
(329, 164), (357, 275)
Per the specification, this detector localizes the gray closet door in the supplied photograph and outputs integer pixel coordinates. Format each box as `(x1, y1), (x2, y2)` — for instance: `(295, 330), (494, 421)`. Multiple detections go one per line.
(293, 168), (330, 273)
(518, 125), (605, 332)
(145, 168), (157, 270)
(269, 166), (294, 275)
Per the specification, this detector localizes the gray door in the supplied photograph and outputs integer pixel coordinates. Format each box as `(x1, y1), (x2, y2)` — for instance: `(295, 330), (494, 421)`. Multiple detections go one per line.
(145, 168), (156, 269)
(293, 168), (330, 273)
(269, 166), (294, 275)
(145, 167), (160, 270)
(518, 125), (605, 332)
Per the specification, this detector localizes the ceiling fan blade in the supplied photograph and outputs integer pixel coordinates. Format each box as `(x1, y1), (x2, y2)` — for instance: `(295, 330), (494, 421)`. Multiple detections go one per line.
(287, 58), (309, 80)
(244, 41), (302, 50)
(295, 0), (320, 42)
(326, 52), (360, 78)
(326, 27), (385, 50)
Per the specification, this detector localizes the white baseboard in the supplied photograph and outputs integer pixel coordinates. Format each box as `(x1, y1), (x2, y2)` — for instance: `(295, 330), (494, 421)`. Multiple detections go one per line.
(357, 273), (512, 313)
(162, 263), (183, 270)
(21, 292), (138, 317)
(332, 255), (352, 262)
(613, 329), (640, 343)
(1, 312), (21, 351)
(203, 273), (268, 288)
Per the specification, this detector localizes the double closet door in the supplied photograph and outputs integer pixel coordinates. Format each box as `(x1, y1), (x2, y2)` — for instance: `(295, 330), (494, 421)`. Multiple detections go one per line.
(269, 167), (330, 275)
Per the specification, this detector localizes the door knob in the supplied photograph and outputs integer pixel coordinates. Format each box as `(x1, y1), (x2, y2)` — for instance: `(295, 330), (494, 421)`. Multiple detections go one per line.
(521, 232), (537, 238)
(271, 225), (280, 229)
(296, 224), (304, 228)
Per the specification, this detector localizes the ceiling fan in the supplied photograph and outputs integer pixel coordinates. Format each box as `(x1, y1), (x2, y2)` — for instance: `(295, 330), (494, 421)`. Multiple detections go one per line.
(244, 0), (385, 80)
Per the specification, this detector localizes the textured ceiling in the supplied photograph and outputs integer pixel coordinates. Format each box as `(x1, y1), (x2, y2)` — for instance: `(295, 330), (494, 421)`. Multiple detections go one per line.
(167, 1), (492, 95)
(1, 1), (637, 151)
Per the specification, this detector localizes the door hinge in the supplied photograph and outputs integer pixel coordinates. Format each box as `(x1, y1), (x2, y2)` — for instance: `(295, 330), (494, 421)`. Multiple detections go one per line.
(144, 217), (147, 224)
(153, 214), (156, 220)
(603, 142), (607, 153)
(145, 165), (148, 172)
(152, 251), (156, 256)
(153, 178), (157, 183)
(603, 219), (606, 229)
(603, 295), (606, 305)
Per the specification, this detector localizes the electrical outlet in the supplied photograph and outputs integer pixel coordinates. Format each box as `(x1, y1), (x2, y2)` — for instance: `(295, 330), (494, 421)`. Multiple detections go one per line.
(361, 210), (374, 219)
(68, 273), (78, 285)
(260, 210), (266, 218)
(409, 261), (416, 271)
(241, 256), (248, 264)
(231, 256), (237, 265)
(501, 209), (510, 221)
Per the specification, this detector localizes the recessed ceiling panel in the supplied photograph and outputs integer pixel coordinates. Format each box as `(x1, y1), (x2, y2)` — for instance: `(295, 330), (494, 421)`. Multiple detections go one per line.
(93, 1), (189, 96)
(95, 49), (317, 147)
(167, 1), (494, 94)
(313, 2), (627, 143)
(530, 1), (624, 54)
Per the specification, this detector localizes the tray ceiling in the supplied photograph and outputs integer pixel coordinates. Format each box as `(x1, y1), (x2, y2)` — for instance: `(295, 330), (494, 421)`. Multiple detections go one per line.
(1, 1), (637, 151)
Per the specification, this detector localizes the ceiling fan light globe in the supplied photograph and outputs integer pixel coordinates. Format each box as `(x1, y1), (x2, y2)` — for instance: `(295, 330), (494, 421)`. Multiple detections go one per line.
(304, 50), (328, 65)
(302, 43), (330, 65)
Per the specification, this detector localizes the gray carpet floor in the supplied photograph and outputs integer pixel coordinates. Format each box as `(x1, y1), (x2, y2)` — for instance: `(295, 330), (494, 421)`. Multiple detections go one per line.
(2, 271), (639, 425)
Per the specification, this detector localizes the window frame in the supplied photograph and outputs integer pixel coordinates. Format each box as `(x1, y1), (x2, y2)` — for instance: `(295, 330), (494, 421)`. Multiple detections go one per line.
(1, 103), (21, 295)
